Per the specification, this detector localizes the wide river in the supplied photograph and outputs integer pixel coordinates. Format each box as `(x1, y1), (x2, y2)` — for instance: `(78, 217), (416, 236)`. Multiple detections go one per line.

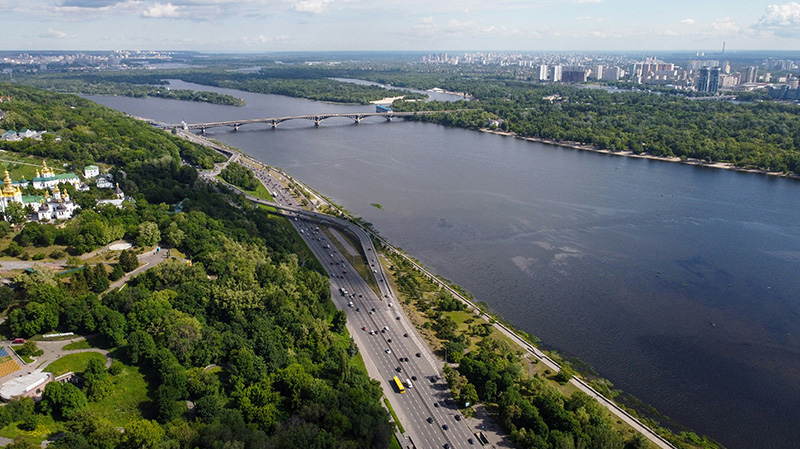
(88, 81), (800, 449)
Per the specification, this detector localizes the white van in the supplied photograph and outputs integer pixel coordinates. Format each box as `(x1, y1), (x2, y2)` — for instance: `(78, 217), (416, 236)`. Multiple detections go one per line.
(405, 379), (413, 389)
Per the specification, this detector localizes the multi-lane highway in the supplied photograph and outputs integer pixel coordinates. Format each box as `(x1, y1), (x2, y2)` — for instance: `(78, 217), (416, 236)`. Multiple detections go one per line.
(246, 168), (482, 449)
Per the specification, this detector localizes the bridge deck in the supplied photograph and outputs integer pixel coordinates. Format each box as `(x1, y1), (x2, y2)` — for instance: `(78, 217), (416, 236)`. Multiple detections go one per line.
(165, 110), (448, 130)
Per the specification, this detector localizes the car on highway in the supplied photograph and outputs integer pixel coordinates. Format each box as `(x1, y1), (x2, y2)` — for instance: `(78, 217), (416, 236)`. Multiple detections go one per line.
(404, 333), (408, 337)
(442, 424), (448, 430)
(427, 417), (433, 424)
(385, 349), (391, 354)
(387, 339), (392, 343)
(467, 438), (474, 444)
(416, 352), (421, 357)
(454, 415), (461, 421)
(434, 402), (439, 407)
(411, 376), (417, 381)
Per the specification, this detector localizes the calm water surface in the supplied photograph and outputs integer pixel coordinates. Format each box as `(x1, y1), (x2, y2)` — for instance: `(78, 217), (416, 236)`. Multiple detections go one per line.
(87, 82), (800, 449)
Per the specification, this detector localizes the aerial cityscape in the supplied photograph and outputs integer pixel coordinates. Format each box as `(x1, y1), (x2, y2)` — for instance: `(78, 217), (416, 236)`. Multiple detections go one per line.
(0, 2), (799, 449)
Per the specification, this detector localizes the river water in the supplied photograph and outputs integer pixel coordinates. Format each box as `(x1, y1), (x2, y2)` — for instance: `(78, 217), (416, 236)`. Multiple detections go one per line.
(87, 81), (800, 449)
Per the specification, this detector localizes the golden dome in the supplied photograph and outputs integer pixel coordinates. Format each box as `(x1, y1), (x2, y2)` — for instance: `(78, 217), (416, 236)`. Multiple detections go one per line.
(2, 170), (17, 196)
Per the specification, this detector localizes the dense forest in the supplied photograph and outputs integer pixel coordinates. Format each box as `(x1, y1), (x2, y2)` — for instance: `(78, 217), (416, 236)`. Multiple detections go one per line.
(0, 83), (393, 449)
(13, 69), (426, 105)
(14, 75), (245, 106)
(219, 162), (260, 191)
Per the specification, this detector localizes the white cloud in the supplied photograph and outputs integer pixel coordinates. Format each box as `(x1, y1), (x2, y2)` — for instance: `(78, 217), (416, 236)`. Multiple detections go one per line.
(755, 2), (800, 37)
(681, 18), (696, 25)
(710, 16), (739, 34)
(40, 28), (69, 38)
(142, 2), (180, 18)
(292, 0), (335, 14)
(241, 34), (290, 44)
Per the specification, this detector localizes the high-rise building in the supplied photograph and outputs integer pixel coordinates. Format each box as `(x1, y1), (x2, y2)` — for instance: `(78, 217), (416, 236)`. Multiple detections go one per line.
(538, 64), (548, 81)
(594, 65), (603, 80)
(552, 65), (562, 82)
(697, 67), (721, 93)
(561, 66), (589, 83)
(602, 66), (622, 81)
(697, 67), (710, 92)
(708, 67), (720, 93)
(738, 66), (758, 84)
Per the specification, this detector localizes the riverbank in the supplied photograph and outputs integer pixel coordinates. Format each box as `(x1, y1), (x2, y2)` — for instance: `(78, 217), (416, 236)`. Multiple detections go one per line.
(481, 128), (800, 180)
(428, 87), (473, 99)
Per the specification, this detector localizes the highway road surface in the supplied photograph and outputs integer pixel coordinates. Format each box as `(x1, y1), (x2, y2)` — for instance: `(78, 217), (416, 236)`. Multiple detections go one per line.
(249, 168), (482, 449)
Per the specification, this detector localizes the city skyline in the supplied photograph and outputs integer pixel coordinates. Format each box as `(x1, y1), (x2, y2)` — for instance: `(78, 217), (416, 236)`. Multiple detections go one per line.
(1, 1), (800, 52)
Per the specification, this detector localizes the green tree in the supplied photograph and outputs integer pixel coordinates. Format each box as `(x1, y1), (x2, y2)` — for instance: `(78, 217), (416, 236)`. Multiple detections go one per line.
(459, 382), (479, 407)
(89, 264), (110, 293)
(83, 358), (113, 401)
(136, 222), (160, 247)
(109, 263), (124, 281)
(3, 201), (27, 225)
(121, 419), (165, 449)
(118, 249), (139, 273)
(41, 381), (88, 419)
(17, 340), (43, 357)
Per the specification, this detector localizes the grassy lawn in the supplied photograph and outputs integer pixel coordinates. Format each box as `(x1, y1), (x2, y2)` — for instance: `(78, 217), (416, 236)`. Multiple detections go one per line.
(383, 398), (405, 434)
(44, 352), (105, 376)
(62, 335), (103, 350)
(85, 363), (151, 425)
(10, 345), (34, 364)
(0, 153), (71, 181)
(389, 434), (403, 449)
(0, 412), (61, 442)
(321, 226), (380, 295)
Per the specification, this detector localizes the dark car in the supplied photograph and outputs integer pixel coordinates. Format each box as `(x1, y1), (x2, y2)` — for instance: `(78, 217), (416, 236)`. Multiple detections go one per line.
(396, 366), (402, 372)
(434, 402), (439, 407)
(427, 417), (433, 423)
(455, 415), (461, 421)
(404, 333), (408, 337)
(442, 424), (448, 430)
(411, 376), (417, 381)
(468, 438), (474, 444)
(416, 352), (421, 357)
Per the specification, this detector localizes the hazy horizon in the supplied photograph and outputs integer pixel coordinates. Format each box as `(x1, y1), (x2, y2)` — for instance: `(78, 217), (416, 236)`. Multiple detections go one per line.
(2, 1), (800, 53)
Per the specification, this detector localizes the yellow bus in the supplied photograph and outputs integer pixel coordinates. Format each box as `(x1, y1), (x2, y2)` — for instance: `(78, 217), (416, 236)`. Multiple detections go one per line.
(393, 376), (406, 393)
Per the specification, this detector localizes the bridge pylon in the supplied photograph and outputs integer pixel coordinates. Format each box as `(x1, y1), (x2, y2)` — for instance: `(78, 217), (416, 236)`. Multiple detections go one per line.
(233, 124), (240, 131)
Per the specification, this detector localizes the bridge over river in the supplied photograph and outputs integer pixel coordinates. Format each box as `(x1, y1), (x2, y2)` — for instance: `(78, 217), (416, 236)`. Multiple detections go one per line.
(163, 110), (450, 133)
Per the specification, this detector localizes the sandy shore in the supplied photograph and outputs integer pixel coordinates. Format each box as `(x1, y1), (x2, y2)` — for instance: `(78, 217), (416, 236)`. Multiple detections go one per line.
(480, 128), (800, 180)
(370, 96), (405, 105)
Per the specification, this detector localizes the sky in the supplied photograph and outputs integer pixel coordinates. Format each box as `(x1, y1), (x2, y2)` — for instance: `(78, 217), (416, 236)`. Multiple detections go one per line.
(2, 0), (800, 52)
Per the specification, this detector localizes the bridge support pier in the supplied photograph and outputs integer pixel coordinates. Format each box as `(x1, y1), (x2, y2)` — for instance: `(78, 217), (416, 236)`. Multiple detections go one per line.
(233, 124), (239, 131)
(200, 128), (206, 134)
(314, 118), (321, 127)
(271, 121), (278, 129)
